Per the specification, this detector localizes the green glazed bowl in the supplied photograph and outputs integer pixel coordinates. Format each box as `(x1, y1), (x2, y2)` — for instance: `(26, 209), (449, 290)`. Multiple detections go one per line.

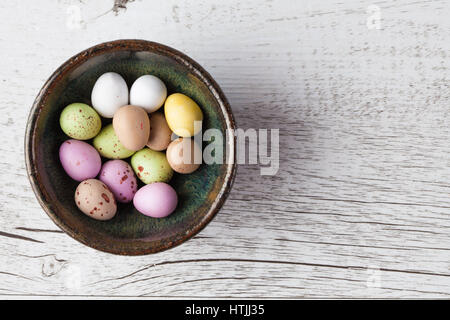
(25, 40), (236, 255)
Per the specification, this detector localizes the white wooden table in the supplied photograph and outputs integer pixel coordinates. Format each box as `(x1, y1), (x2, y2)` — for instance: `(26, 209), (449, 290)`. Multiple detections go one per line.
(1, 0), (450, 298)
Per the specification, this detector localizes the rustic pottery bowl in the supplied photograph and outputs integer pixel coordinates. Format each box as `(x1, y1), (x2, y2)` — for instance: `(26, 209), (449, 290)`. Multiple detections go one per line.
(25, 39), (236, 255)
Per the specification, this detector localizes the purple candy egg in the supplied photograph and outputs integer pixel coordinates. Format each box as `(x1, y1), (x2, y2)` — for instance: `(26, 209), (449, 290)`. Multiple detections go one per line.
(59, 139), (101, 181)
(133, 182), (178, 218)
(99, 160), (137, 203)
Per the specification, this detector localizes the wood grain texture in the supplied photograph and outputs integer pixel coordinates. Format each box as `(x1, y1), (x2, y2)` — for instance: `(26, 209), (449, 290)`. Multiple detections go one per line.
(1, 0), (450, 298)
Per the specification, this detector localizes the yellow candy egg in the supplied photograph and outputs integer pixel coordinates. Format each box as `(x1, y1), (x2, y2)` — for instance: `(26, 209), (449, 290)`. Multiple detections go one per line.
(164, 93), (203, 137)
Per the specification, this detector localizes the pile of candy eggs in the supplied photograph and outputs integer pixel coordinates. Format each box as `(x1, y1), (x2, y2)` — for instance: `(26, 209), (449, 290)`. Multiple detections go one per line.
(59, 72), (203, 221)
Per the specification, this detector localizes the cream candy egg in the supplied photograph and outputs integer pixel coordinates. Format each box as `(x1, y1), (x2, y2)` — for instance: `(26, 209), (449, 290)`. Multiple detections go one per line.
(91, 72), (129, 118)
(75, 179), (117, 221)
(166, 138), (202, 174)
(130, 75), (167, 113)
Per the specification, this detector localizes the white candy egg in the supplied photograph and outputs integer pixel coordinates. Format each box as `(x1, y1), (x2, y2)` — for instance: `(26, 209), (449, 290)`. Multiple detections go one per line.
(130, 75), (167, 113)
(91, 72), (129, 118)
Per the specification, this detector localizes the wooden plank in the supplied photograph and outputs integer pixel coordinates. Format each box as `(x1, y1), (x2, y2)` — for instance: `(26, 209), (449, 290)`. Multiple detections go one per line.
(0, 0), (450, 298)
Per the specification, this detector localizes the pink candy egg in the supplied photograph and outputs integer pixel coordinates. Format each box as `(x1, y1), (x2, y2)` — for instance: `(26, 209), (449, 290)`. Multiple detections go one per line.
(59, 139), (101, 181)
(99, 160), (137, 203)
(133, 182), (178, 218)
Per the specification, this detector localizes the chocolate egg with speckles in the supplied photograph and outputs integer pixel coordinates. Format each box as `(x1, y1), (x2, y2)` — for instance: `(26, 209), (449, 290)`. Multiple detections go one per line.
(131, 148), (173, 184)
(147, 112), (172, 151)
(113, 105), (150, 151)
(75, 179), (117, 221)
(60, 103), (101, 140)
(93, 124), (135, 159)
(99, 160), (137, 203)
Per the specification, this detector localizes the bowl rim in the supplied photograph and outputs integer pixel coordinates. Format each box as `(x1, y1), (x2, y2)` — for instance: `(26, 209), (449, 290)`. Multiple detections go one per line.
(24, 39), (237, 255)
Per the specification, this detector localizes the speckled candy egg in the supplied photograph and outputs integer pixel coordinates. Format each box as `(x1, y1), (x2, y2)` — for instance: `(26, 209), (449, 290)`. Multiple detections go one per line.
(133, 182), (177, 218)
(91, 72), (129, 118)
(99, 160), (137, 203)
(166, 138), (202, 174)
(147, 112), (172, 151)
(113, 105), (150, 151)
(164, 93), (203, 137)
(59, 140), (101, 181)
(93, 124), (135, 159)
(131, 148), (173, 184)
(75, 179), (117, 221)
(130, 75), (167, 113)
(59, 103), (101, 140)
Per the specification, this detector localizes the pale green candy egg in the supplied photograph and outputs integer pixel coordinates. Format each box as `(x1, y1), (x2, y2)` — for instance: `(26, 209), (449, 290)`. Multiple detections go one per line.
(131, 148), (173, 184)
(60, 103), (101, 140)
(93, 124), (135, 159)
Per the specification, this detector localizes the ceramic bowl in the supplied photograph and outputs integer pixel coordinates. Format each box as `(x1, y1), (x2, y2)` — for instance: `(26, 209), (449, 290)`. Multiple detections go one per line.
(25, 39), (236, 255)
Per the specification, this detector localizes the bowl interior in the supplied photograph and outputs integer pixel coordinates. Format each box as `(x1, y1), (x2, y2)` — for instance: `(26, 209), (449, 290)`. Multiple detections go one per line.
(27, 42), (234, 255)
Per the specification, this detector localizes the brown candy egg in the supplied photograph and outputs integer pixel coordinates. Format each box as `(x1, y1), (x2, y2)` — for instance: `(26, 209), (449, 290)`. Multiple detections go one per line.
(146, 112), (172, 151)
(166, 138), (202, 174)
(75, 179), (117, 221)
(113, 105), (150, 151)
